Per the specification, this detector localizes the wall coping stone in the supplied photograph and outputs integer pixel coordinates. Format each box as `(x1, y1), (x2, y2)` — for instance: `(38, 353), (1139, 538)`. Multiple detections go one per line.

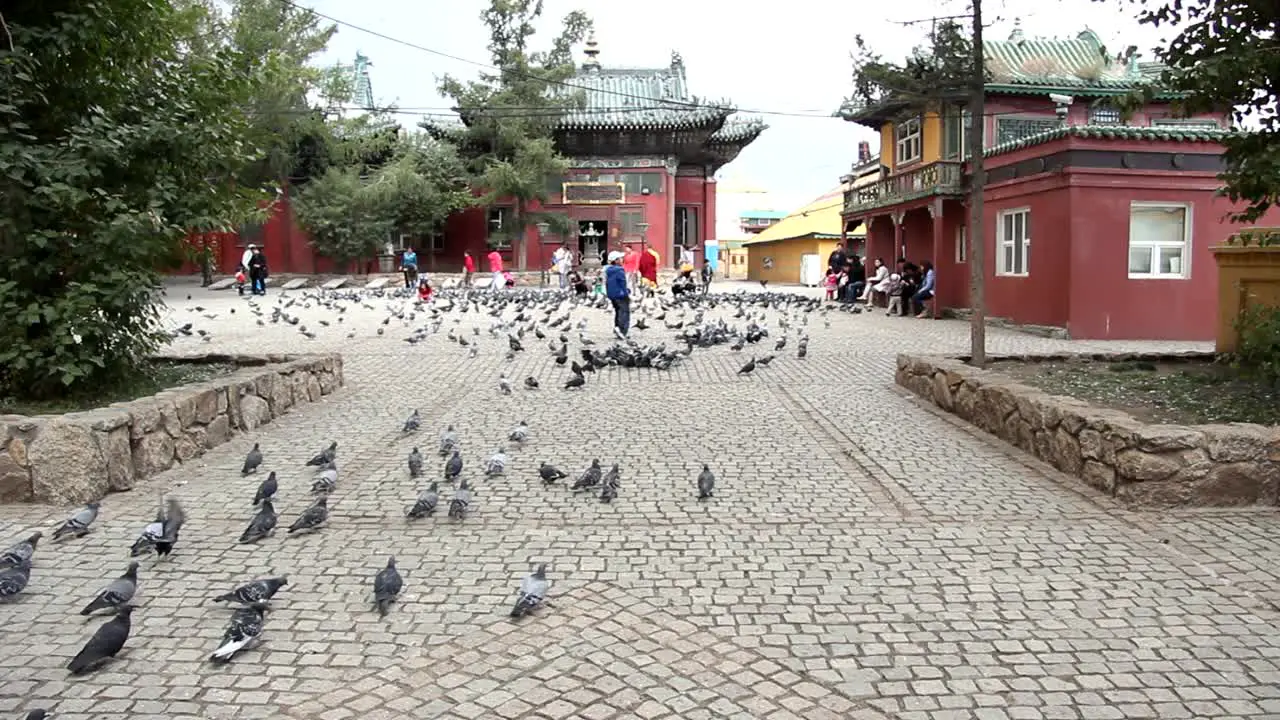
(0, 353), (344, 506)
(896, 352), (1280, 508)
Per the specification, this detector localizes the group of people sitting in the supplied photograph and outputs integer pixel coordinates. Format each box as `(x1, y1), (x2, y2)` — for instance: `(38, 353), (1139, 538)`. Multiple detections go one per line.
(825, 244), (936, 319)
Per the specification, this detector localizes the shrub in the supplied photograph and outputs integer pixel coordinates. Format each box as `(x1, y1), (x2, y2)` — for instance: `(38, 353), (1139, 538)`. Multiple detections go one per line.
(1233, 303), (1280, 386)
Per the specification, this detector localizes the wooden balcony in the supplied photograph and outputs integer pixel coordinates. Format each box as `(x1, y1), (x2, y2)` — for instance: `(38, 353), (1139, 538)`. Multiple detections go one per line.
(843, 161), (965, 215)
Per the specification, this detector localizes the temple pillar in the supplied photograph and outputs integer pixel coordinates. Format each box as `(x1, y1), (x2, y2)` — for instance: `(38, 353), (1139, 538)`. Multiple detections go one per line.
(929, 198), (943, 318)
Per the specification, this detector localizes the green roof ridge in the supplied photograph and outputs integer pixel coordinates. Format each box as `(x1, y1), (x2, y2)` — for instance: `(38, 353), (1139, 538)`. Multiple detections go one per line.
(984, 124), (1234, 158)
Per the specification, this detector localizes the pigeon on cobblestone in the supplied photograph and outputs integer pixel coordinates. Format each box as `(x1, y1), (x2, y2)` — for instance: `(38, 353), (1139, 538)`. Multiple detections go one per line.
(242, 443), (263, 475)
(67, 605), (133, 675)
(305, 441), (338, 467)
(444, 449), (463, 480)
(407, 482), (439, 519)
(508, 421), (529, 444)
(287, 496), (329, 534)
(401, 409), (421, 435)
(373, 556), (403, 617)
(498, 373), (513, 395)
(211, 576), (288, 605)
(0, 532), (41, 569)
(252, 471), (278, 506)
(0, 561), (31, 600)
(599, 470), (619, 503)
(572, 460), (603, 492)
(23, 709), (47, 720)
(53, 503), (100, 541)
(485, 447), (508, 476)
(239, 500), (278, 544)
(130, 505), (165, 558)
(448, 480), (472, 520)
(438, 425), (459, 456)
(564, 373), (585, 390)
(524, 376), (540, 389)
(311, 467), (338, 494)
(737, 357), (756, 375)
(407, 448), (424, 478)
(80, 562), (139, 616)
(132, 497), (185, 560)
(697, 464), (716, 499)
(538, 462), (567, 484)
(210, 602), (267, 664)
(509, 564), (549, 619)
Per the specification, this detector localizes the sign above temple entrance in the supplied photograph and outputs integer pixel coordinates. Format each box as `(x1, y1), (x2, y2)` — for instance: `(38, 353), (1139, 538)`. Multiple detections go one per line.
(562, 182), (625, 204)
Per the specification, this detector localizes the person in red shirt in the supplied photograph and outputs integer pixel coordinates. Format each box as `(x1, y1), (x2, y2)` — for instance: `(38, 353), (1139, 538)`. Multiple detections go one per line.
(462, 251), (475, 287)
(417, 277), (433, 302)
(622, 246), (640, 293)
(486, 248), (504, 290)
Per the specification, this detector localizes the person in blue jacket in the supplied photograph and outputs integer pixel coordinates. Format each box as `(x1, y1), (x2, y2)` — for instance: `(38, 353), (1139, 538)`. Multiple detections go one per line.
(604, 250), (630, 338)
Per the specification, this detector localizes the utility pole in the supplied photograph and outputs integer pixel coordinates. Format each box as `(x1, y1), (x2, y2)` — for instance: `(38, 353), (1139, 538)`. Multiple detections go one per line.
(967, 0), (987, 367)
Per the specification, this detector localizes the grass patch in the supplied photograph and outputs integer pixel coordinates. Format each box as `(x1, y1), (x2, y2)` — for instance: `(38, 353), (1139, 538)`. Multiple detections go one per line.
(995, 358), (1280, 426)
(0, 360), (237, 416)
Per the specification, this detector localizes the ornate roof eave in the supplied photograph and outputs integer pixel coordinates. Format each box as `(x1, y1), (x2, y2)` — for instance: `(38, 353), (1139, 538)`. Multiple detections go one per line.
(983, 81), (1185, 100)
(555, 102), (732, 133)
(982, 124), (1234, 159)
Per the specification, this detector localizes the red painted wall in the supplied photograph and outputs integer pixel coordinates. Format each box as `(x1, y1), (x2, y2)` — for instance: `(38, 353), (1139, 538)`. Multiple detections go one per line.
(980, 96), (1228, 142)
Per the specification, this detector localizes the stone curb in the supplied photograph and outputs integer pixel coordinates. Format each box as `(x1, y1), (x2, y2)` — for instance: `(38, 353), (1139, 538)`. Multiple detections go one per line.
(0, 353), (345, 505)
(896, 352), (1280, 507)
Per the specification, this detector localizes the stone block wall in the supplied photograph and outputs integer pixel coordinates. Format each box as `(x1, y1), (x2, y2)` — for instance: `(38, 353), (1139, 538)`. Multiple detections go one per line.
(0, 354), (344, 505)
(896, 353), (1280, 507)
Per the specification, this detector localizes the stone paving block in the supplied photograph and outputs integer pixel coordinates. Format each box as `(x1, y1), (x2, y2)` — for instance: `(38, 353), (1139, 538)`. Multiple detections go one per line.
(322, 278), (349, 290)
(364, 277), (389, 289)
(207, 278), (236, 290)
(281, 278), (310, 290)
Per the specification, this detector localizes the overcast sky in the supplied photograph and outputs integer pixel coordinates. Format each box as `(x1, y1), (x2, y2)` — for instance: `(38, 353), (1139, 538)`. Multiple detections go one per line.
(301, 0), (1170, 212)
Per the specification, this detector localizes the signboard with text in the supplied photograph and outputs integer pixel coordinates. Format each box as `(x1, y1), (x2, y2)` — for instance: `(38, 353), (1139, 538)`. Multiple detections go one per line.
(562, 182), (626, 205)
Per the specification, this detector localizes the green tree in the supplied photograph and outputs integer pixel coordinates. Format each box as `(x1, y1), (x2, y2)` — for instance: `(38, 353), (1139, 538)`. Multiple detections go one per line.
(1108, 0), (1280, 222)
(0, 0), (269, 400)
(435, 0), (592, 270)
(373, 136), (476, 242)
(292, 166), (391, 272)
(841, 19), (975, 119)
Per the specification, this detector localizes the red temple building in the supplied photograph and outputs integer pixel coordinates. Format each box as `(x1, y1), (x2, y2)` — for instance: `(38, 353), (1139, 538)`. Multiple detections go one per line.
(201, 37), (766, 276)
(840, 24), (1279, 341)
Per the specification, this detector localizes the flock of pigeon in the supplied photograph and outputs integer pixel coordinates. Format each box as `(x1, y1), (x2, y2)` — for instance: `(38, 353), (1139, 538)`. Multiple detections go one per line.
(0, 283), (825, 715)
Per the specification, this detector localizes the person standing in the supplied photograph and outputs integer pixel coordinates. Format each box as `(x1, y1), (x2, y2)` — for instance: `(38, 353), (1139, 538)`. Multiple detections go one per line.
(622, 245), (640, 292)
(401, 247), (418, 288)
(605, 251), (630, 338)
(638, 246), (659, 295)
(240, 243), (256, 273)
(247, 246), (268, 295)
(486, 247), (503, 290)
(679, 244), (696, 271)
(827, 242), (848, 275)
(551, 243), (572, 289)
(462, 250), (475, 287)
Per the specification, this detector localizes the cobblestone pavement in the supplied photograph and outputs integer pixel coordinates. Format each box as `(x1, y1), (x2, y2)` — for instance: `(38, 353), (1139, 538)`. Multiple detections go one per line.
(3, 279), (1279, 720)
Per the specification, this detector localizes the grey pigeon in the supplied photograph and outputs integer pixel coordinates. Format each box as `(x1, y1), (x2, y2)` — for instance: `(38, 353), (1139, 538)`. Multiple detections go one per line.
(407, 447), (424, 478)
(129, 505), (165, 558)
(252, 471), (278, 506)
(524, 376), (539, 389)
(697, 464), (716, 499)
(599, 477), (618, 503)
(311, 467), (338, 494)
(444, 449), (463, 480)
(448, 480), (471, 520)
(53, 503), (100, 541)
(305, 441), (338, 467)
(498, 373), (513, 395)
(484, 447), (508, 477)
(241, 443), (263, 475)
(373, 556), (403, 617)
(67, 605), (133, 675)
(538, 462), (567, 484)
(287, 496), (329, 534)
(0, 531), (41, 569)
(149, 497), (186, 559)
(0, 561), (31, 601)
(571, 460), (602, 492)
(24, 710), (48, 720)
(210, 603), (267, 663)
(407, 482), (439, 519)
(509, 563), (549, 618)
(438, 425), (458, 456)
(508, 421), (529, 444)
(81, 562), (139, 616)
(211, 576), (288, 604)
(401, 409), (421, 434)
(239, 500), (278, 544)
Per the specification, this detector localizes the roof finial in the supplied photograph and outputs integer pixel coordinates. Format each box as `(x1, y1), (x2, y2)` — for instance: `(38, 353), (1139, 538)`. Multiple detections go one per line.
(582, 31), (600, 71)
(671, 50), (684, 69)
(1009, 18), (1024, 42)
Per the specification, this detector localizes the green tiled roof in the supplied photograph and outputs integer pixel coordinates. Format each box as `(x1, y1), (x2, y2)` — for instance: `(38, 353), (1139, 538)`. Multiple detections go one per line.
(984, 124), (1234, 158)
(984, 28), (1172, 96)
(709, 117), (768, 146)
(558, 64), (737, 132)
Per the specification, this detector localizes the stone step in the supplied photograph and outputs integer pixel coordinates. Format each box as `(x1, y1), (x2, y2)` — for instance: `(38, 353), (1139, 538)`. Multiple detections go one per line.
(320, 278), (348, 290)
(208, 278), (236, 290)
(364, 278), (389, 290)
(281, 278), (310, 290)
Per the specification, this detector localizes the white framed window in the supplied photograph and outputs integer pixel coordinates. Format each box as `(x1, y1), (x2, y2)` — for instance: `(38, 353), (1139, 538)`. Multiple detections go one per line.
(486, 206), (512, 249)
(1128, 203), (1191, 279)
(895, 117), (922, 165)
(1152, 118), (1220, 130)
(996, 207), (1030, 276)
(955, 224), (968, 264)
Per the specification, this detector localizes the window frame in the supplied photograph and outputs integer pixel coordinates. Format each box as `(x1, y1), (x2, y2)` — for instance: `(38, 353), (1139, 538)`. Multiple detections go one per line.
(994, 115), (1060, 146)
(1151, 118), (1220, 130)
(995, 207), (1031, 277)
(1089, 105), (1123, 126)
(1127, 202), (1192, 280)
(955, 224), (968, 264)
(486, 206), (513, 249)
(895, 117), (922, 166)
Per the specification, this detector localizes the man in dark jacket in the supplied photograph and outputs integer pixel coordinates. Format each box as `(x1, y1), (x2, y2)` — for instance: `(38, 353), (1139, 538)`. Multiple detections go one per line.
(247, 247), (268, 295)
(828, 242), (848, 275)
(604, 251), (630, 338)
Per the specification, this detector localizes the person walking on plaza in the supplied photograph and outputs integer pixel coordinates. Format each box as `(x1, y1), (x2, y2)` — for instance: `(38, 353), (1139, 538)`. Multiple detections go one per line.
(605, 251), (630, 338)
(400, 247), (418, 288)
(622, 245), (640, 292)
(486, 247), (503, 289)
(247, 246), (268, 295)
(462, 250), (475, 287)
(551, 243), (572, 290)
(638, 246), (659, 295)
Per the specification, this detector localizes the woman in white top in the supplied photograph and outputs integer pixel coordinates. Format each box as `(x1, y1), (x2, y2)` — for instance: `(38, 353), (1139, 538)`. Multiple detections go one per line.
(240, 244), (256, 272)
(862, 257), (890, 304)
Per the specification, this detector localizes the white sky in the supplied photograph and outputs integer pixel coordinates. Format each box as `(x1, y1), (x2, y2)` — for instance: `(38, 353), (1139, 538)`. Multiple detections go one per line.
(302, 0), (1170, 211)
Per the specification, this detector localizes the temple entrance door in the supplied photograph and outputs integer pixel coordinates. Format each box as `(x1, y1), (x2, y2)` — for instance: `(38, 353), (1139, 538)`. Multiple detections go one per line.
(578, 220), (608, 268)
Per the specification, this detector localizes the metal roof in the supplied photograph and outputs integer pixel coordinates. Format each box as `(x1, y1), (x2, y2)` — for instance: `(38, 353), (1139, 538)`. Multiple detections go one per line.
(984, 28), (1169, 95)
(984, 124), (1234, 158)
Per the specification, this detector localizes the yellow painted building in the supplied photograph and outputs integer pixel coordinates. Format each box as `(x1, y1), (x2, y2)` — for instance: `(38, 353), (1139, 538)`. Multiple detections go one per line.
(744, 186), (864, 285)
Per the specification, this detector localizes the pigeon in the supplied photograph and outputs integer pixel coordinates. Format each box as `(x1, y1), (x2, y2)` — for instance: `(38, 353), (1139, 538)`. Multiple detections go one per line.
(484, 447), (508, 476)
(129, 497), (185, 559)
(129, 506), (165, 558)
(738, 357), (756, 375)
(564, 373), (585, 390)
(53, 503), (100, 541)
(508, 421), (529, 444)
(211, 576), (289, 605)
(252, 471), (278, 506)
(0, 561), (30, 600)
(311, 467), (338, 494)
(448, 480), (471, 520)
(373, 556), (403, 617)
(407, 447), (424, 478)
(210, 603), (267, 664)
(438, 425), (459, 457)
(538, 462), (567, 484)
(498, 374), (513, 395)
(401, 409), (421, 434)
(24, 710), (48, 720)
(407, 482), (439, 519)
(67, 605), (133, 675)
(697, 464), (716, 499)
(239, 500), (278, 544)
(444, 449), (463, 480)
(287, 496), (329, 534)
(509, 564), (549, 619)
(0, 531), (41, 569)
(80, 562), (139, 616)
(572, 460), (603, 491)
(599, 476), (618, 503)
(305, 441), (338, 467)
(524, 376), (540, 389)
(241, 443), (263, 475)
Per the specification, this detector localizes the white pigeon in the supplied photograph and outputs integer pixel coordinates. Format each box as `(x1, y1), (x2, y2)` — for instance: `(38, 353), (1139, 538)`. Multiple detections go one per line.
(508, 421), (529, 444)
(484, 448), (508, 477)
(498, 374), (512, 395)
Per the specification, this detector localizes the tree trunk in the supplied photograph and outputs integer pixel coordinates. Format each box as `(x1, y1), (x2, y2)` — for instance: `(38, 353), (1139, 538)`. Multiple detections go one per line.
(515, 200), (528, 271)
(967, 0), (988, 368)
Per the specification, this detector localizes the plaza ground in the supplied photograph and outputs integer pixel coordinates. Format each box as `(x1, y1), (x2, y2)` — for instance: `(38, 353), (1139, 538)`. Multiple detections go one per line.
(1, 279), (1277, 720)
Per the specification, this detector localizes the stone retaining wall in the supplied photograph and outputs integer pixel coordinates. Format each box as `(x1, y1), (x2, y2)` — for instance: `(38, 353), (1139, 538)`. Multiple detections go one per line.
(0, 354), (344, 505)
(896, 353), (1280, 507)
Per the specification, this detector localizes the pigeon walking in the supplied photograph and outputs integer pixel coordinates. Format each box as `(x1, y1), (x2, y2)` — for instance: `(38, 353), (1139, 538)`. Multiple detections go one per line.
(563, 373), (585, 390)
(407, 447), (424, 478)
(509, 564), (549, 619)
(53, 503), (100, 541)
(485, 447), (508, 477)
(211, 577), (288, 605)
(0, 532), (41, 569)
(407, 482), (439, 519)
(508, 421), (529, 444)
(438, 425), (459, 456)
(67, 605), (133, 675)
(373, 556), (403, 617)
(444, 449), (463, 480)
(448, 480), (472, 520)
(210, 603), (267, 664)
(241, 443), (263, 475)
(401, 409), (421, 434)
(153, 497), (186, 559)
(80, 562), (139, 616)
(287, 496), (329, 534)
(498, 374), (513, 395)
(0, 561), (30, 601)
(538, 462), (567, 484)
(697, 464), (716, 499)
(305, 441), (338, 467)
(571, 460), (603, 492)
(252, 471), (278, 506)
(738, 357), (756, 375)
(310, 467), (338, 494)
(524, 376), (540, 390)
(239, 500), (278, 544)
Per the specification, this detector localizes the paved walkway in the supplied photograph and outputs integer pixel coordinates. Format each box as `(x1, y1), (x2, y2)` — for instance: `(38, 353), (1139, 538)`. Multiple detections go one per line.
(1, 282), (1277, 720)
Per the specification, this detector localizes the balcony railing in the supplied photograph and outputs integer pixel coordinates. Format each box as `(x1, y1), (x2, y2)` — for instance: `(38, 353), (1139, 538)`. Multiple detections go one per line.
(843, 161), (965, 214)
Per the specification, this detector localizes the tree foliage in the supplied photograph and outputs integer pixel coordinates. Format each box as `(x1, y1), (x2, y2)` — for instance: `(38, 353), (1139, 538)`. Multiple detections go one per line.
(0, 0), (270, 400)
(842, 19), (976, 118)
(1111, 0), (1280, 222)
(435, 0), (592, 266)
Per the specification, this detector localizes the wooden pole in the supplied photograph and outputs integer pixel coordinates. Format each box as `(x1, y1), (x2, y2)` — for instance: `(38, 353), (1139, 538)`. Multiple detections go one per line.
(967, 0), (987, 367)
